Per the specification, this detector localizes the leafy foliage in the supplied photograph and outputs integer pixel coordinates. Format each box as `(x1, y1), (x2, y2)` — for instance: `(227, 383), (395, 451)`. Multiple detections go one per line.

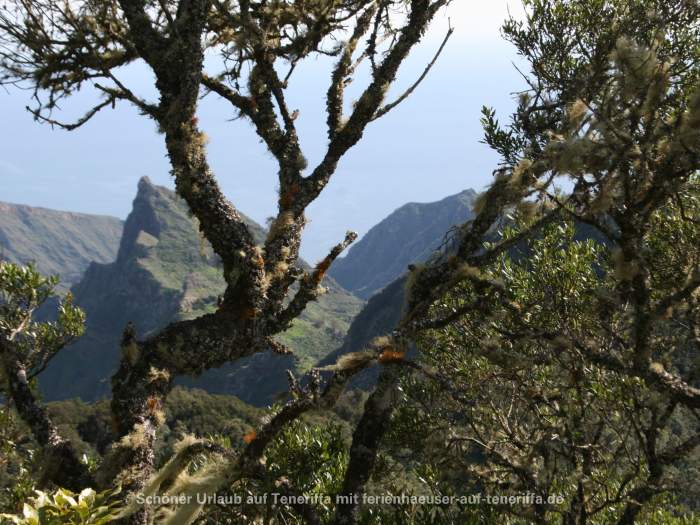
(0, 487), (123, 525)
(0, 406), (35, 514)
(227, 420), (349, 524)
(0, 261), (85, 385)
(395, 210), (700, 523)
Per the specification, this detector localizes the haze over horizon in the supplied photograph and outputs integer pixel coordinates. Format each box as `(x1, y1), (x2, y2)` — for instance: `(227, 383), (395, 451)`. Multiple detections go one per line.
(0, 1), (526, 261)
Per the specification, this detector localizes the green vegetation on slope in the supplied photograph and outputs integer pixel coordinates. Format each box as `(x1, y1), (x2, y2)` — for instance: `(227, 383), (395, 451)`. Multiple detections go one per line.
(38, 177), (363, 405)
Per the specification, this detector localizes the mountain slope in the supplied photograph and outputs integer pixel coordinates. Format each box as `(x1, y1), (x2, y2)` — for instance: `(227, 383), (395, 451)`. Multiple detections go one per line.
(320, 189), (479, 387)
(318, 276), (406, 389)
(0, 202), (123, 290)
(329, 189), (477, 299)
(321, 203), (613, 389)
(39, 177), (362, 405)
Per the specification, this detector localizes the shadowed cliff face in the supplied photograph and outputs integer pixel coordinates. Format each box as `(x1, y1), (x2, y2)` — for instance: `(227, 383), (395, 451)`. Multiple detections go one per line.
(317, 276), (407, 389)
(38, 177), (362, 405)
(317, 189), (478, 388)
(329, 189), (477, 299)
(0, 201), (123, 291)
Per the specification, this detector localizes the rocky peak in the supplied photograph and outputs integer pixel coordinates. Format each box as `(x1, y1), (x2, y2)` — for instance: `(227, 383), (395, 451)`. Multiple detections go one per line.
(116, 176), (173, 264)
(39, 178), (362, 405)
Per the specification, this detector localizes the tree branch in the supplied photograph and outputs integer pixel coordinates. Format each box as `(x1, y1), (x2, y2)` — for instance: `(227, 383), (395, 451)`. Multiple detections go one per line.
(26, 95), (117, 130)
(303, 0), (450, 208)
(0, 335), (92, 490)
(372, 24), (454, 121)
(275, 231), (358, 330)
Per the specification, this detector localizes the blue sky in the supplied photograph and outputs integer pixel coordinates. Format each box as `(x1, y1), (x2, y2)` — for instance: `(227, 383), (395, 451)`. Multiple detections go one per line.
(0, 1), (526, 261)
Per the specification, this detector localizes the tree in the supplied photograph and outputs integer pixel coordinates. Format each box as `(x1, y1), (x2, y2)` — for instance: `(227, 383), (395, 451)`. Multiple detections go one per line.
(393, 214), (700, 524)
(382, 0), (700, 522)
(476, 0), (700, 418)
(3, 0), (700, 524)
(0, 263), (87, 490)
(0, 0), (455, 523)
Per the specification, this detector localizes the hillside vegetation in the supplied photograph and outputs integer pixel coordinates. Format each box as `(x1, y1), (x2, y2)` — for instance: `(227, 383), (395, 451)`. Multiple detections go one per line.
(36, 178), (363, 405)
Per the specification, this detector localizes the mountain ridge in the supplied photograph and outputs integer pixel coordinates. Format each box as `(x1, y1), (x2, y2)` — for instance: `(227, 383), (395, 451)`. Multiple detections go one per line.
(319, 187), (478, 387)
(0, 201), (123, 291)
(329, 189), (477, 299)
(2, 181), (479, 404)
(37, 177), (363, 405)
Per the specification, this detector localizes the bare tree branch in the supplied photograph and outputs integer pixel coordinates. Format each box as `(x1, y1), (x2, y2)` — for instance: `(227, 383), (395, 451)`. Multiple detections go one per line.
(372, 24), (454, 121)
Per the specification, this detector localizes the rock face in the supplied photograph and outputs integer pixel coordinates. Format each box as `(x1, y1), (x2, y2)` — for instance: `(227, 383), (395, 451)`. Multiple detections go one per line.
(320, 188), (478, 386)
(0, 201), (123, 291)
(317, 276), (407, 389)
(329, 189), (477, 299)
(38, 177), (363, 405)
(320, 193), (611, 391)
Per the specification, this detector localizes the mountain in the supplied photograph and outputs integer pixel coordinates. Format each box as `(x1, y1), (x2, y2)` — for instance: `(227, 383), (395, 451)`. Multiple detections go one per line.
(320, 193), (614, 389)
(329, 189), (477, 299)
(319, 188), (478, 387)
(0, 201), (123, 291)
(318, 276), (407, 389)
(319, 189), (478, 387)
(38, 177), (363, 405)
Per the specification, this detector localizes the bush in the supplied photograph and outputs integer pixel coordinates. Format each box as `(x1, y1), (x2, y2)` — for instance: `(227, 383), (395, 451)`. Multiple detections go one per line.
(0, 487), (122, 525)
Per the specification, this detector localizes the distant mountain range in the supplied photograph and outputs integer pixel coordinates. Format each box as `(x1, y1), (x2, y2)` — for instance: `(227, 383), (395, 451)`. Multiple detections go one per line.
(329, 189), (477, 299)
(0, 182), (477, 404)
(1, 178), (362, 405)
(0, 201), (123, 291)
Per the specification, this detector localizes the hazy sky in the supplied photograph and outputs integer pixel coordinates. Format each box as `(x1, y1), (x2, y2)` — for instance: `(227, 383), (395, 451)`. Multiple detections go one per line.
(0, 1), (527, 261)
